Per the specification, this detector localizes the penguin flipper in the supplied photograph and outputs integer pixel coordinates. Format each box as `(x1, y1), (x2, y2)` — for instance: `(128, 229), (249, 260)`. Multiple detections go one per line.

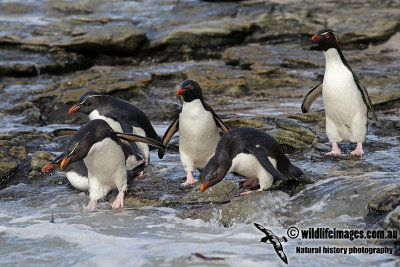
(245, 147), (286, 182)
(115, 132), (166, 150)
(355, 80), (377, 120)
(158, 116), (179, 159)
(301, 82), (322, 113)
(53, 128), (78, 137)
(203, 103), (230, 132)
(113, 115), (143, 153)
(214, 115), (230, 133)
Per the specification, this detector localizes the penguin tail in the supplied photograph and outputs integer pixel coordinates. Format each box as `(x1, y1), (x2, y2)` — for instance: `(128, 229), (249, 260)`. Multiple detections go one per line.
(158, 148), (165, 159)
(285, 163), (304, 180)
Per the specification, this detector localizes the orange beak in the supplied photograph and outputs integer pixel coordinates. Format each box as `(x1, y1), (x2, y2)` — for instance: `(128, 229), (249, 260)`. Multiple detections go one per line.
(42, 163), (55, 172)
(60, 156), (71, 170)
(68, 104), (80, 114)
(312, 35), (321, 42)
(177, 88), (186, 96)
(200, 181), (210, 193)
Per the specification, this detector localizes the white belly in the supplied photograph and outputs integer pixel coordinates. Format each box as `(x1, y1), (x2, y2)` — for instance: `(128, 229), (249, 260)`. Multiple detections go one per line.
(84, 138), (127, 200)
(229, 153), (276, 190)
(179, 99), (220, 171)
(322, 49), (367, 142)
(65, 171), (88, 191)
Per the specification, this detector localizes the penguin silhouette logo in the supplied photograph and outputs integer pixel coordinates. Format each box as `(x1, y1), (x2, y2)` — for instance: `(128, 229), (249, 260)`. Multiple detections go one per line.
(254, 223), (288, 264)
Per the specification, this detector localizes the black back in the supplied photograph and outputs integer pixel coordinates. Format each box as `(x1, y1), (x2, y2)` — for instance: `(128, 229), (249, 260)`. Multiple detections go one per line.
(216, 127), (292, 173)
(74, 91), (159, 141)
(202, 127), (299, 187)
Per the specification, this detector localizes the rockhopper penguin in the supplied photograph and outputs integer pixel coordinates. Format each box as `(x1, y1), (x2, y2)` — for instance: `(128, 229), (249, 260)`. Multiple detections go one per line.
(159, 80), (230, 186)
(52, 128), (145, 173)
(42, 140), (146, 191)
(68, 91), (160, 164)
(302, 29), (376, 156)
(200, 127), (303, 194)
(58, 119), (165, 209)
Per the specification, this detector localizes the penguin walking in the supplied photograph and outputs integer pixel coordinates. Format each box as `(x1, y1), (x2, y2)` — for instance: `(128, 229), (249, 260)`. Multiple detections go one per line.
(200, 127), (303, 194)
(68, 91), (160, 164)
(58, 119), (165, 209)
(42, 141), (145, 191)
(302, 29), (376, 156)
(42, 154), (89, 191)
(159, 80), (230, 186)
(52, 128), (145, 173)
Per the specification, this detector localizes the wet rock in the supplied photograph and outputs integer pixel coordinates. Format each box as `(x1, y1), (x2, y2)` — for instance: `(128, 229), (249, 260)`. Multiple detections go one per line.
(48, 0), (94, 14)
(122, 196), (162, 208)
(0, 49), (91, 77)
(55, 24), (147, 55)
(30, 151), (55, 171)
(157, 21), (252, 48)
(180, 190), (290, 225)
(225, 118), (265, 129)
(285, 112), (324, 123)
(9, 146), (27, 160)
(249, 9), (322, 43)
(0, 161), (19, 188)
(384, 206), (400, 230)
(222, 45), (322, 70)
(372, 91), (400, 111)
(368, 185), (400, 214)
(339, 19), (400, 48)
(269, 117), (317, 151)
(180, 180), (239, 205)
(187, 65), (248, 96)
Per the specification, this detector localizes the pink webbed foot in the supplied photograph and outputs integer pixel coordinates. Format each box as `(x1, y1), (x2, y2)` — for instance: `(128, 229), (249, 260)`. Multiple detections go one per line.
(181, 171), (198, 186)
(350, 142), (364, 156)
(239, 190), (253, 196)
(325, 142), (341, 156)
(239, 188), (264, 196)
(112, 191), (125, 209)
(86, 200), (97, 210)
(136, 171), (144, 178)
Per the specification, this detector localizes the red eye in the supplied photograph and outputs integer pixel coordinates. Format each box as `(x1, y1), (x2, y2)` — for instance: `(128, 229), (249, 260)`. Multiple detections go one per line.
(74, 149), (79, 154)
(213, 173), (217, 178)
(325, 34), (330, 38)
(84, 102), (89, 106)
(189, 85), (194, 90)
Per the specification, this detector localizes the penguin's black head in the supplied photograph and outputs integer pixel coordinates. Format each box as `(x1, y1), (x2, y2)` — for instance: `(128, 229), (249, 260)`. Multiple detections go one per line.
(176, 80), (203, 102)
(200, 156), (228, 193)
(68, 91), (104, 115)
(60, 120), (112, 170)
(312, 29), (339, 51)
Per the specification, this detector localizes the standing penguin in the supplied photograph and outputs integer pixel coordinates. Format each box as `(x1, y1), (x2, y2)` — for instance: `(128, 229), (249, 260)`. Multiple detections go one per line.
(302, 29), (376, 156)
(59, 119), (165, 209)
(52, 128), (145, 173)
(68, 91), (160, 164)
(159, 80), (230, 186)
(200, 127), (303, 194)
